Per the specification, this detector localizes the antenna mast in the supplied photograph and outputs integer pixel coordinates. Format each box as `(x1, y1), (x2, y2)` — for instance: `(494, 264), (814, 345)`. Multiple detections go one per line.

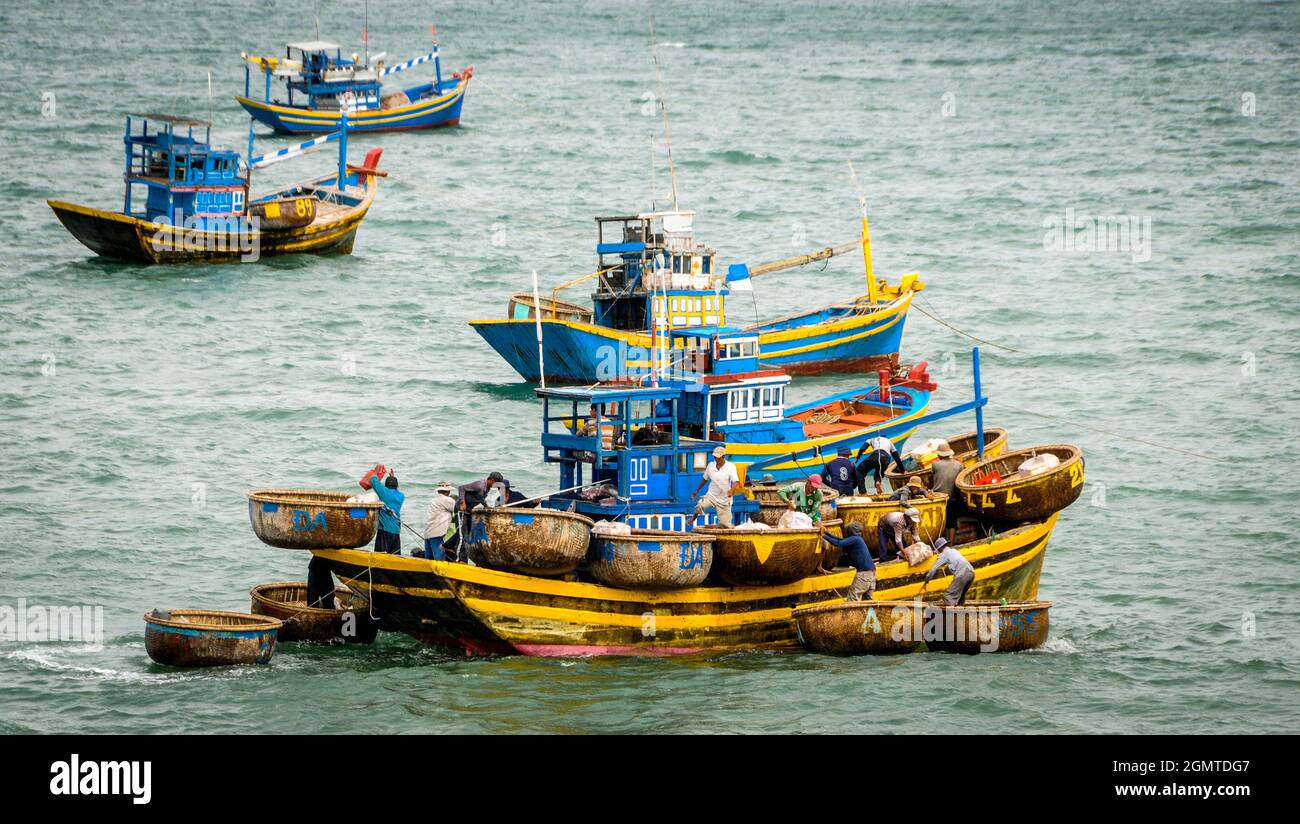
(648, 15), (678, 211)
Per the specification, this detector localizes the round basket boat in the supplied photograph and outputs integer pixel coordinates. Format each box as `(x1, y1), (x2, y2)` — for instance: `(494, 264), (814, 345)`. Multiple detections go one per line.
(752, 488), (840, 527)
(696, 520), (840, 586)
(465, 506), (594, 576)
(885, 427), (1009, 491)
(246, 489), (382, 550)
(923, 600), (1051, 654)
(143, 609), (283, 667)
(835, 492), (949, 550)
(793, 601), (925, 655)
(249, 582), (379, 644)
(588, 529), (715, 590)
(955, 444), (1084, 523)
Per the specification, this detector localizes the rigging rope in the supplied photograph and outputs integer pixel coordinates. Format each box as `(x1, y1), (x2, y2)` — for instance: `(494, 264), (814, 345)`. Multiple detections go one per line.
(992, 400), (1226, 463)
(914, 293), (1022, 353)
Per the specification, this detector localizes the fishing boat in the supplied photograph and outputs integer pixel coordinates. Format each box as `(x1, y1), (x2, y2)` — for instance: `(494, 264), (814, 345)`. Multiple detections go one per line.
(923, 600), (1052, 654)
(247, 488), (383, 549)
(469, 210), (924, 383)
(301, 348), (1067, 656)
(956, 444), (1084, 523)
(835, 492), (948, 550)
(884, 426), (1009, 491)
(237, 36), (470, 134)
(311, 515), (1058, 656)
(793, 601), (925, 655)
(464, 507), (593, 576)
(143, 609), (282, 667)
(48, 113), (385, 264)
(587, 529), (715, 590)
(249, 582), (379, 643)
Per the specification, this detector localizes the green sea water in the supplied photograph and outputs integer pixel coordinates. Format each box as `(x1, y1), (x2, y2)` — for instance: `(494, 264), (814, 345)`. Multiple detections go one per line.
(1, 0), (1298, 734)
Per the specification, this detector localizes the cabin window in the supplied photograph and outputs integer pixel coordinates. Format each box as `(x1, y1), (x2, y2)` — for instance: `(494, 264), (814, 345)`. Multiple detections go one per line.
(704, 297), (713, 310)
(693, 299), (702, 312)
(651, 455), (668, 473)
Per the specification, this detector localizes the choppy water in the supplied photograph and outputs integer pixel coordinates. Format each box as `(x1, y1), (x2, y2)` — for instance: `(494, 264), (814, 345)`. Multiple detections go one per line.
(1, 0), (1298, 734)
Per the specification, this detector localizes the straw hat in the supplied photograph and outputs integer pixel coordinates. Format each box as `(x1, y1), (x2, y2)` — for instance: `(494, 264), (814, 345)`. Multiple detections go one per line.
(712, 446), (727, 458)
(936, 440), (955, 457)
(759, 473), (776, 484)
(436, 481), (454, 493)
(906, 476), (927, 490)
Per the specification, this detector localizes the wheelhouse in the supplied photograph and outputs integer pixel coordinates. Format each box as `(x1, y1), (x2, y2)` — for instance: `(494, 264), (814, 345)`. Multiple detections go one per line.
(123, 114), (248, 224)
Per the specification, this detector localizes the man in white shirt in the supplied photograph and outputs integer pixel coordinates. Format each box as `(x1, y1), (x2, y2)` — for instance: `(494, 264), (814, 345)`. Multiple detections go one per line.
(422, 481), (457, 560)
(687, 446), (741, 528)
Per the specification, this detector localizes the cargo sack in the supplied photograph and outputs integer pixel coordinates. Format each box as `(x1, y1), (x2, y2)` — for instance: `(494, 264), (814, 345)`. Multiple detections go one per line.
(901, 541), (934, 566)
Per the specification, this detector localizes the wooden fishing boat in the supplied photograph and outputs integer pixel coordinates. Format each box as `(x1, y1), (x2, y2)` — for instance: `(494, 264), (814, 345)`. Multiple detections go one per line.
(588, 529), (714, 590)
(48, 113), (385, 264)
(508, 293), (593, 323)
(237, 39), (470, 134)
(695, 521), (841, 586)
(752, 488), (839, 526)
(249, 582), (379, 643)
(246, 489), (382, 550)
(470, 210), (925, 383)
(923, 600), (1051, 654)
(465, 507), (594, 576)
(311, 514), (1058, 656)
(956, 444), (1084, 523)
(143, 609), (282, 667)
(793, 601), (925, 655)
(834, 492), (948, 550)
(885, 426), (1009, 491)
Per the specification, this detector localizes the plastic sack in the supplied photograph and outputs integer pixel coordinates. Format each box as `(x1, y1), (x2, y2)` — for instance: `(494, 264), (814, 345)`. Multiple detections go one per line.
(1018, 453), (1061, 476)
(733, 521), (772, 531)
(591, 521), (633, 537)
(901, 541), (934, 566)
(778, 510), (814, 529)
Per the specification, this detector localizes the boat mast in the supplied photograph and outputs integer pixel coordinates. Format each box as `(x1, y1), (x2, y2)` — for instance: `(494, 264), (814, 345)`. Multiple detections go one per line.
(848, 160), (880, 304)
(648, 14), (678, 211)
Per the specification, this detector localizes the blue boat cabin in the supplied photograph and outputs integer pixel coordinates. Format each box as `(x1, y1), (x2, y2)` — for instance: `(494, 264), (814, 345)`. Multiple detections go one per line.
(123, 114), (248, 225)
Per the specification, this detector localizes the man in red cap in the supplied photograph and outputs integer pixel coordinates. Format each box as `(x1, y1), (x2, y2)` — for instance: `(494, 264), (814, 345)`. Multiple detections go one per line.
(778, 474), (825, 523)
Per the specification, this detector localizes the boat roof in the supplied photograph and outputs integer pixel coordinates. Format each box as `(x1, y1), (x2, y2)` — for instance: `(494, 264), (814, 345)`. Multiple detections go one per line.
(131, 113), (211, 128)
(671, 326), (744, 339)
(537, 385), (683, 403)
(287, 40), (341, 52)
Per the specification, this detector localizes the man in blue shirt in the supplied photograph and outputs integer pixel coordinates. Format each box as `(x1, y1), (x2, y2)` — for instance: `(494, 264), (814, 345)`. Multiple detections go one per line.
(371, 470), (405, 554)
(820, 522), (877, 601)
(822, 446), (858, 497)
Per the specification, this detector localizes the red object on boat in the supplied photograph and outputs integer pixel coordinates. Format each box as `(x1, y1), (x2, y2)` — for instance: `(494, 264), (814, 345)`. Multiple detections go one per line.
(896, 361), (938, 392)
(974, 471), (1002, 486)
(360, 464), (387, 490)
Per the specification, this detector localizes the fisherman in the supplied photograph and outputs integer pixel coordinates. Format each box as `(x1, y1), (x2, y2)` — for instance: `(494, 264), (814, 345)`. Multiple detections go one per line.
(855, 435), (902, 495)
(876, 507), (922, 563)
(819, 522), (877, 601)
(423, 481), (457, 560)
(928, 440), (965, 545)
(889, 475), (929, 503)
(370, 469), (405, 554)
(822, 446), (859, 497)
(778, 474), (825, 523)
(452, 472), (510, 562)
(922, 537), (975, 605)
(305, 557), (336, 610)
(687, 446), (741, 528)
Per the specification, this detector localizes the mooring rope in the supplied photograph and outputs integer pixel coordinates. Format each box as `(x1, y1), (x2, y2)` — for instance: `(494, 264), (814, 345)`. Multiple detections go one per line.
(992, 400), (1226, 463)
(914, 293), (1022, 353)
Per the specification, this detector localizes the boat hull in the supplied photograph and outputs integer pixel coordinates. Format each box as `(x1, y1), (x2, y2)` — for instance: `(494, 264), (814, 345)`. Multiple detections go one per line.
(249, 582), (380, 643)
(143, 610), (282, 667)
(236, 78), (468, 134)
(246, 489), (381, 550)
(468, 291), (914, 383)
(312, 514), (1057, 656)
(47, 164), (379, 264)
(464, 507), (593, 576)
(588, 529), (715, 589)
(956, 445), (1084, 523)
(835, 493), (949, 550)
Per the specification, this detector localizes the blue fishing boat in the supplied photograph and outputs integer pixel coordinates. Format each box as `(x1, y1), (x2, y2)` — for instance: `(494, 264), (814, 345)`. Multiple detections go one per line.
(529, 328), (948, 530)
(236, 36), (470, 134)
(469, 210), (924, 384)
(47, 113), (386, 264)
